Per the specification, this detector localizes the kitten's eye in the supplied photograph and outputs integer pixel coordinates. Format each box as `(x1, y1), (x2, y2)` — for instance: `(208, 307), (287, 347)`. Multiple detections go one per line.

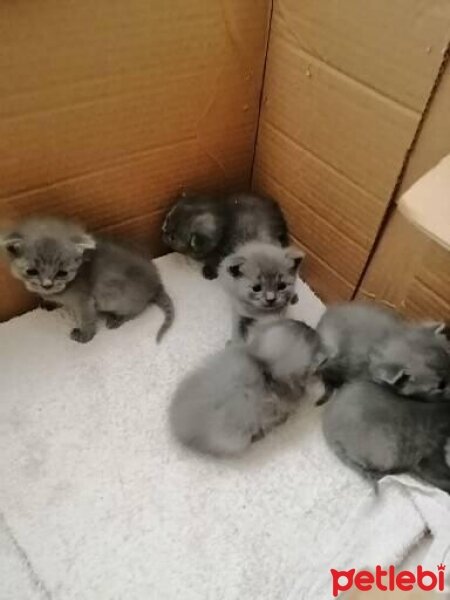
(394, 372), (410, 388)
(26, 268), (38, 277)
(437, 378), (447, 391)
(252, 284), (262, 293)
(277, 282), (287, 291)
(55, 269), (68, 278)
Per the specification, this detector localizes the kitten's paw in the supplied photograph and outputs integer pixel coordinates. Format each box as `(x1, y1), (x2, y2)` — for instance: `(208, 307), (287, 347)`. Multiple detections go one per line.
(105, 314), (126, 329)
(202, 265), (218, 280)
(290, 293), (299, 305)
(70, 328), (95, 343)
(39, 299), (59, 311)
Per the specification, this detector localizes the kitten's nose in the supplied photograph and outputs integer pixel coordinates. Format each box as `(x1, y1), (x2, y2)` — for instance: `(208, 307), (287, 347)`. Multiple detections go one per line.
(265, 292), (276, 305)
(41, 279), (53, 289)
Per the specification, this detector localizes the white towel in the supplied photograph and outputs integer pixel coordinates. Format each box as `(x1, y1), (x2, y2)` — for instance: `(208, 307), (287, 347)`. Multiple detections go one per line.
(0, 253), (446, 600)
(290, 475), (450, 599)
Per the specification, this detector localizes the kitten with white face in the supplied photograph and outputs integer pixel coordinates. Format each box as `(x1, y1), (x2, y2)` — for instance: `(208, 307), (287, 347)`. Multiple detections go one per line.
(3, 218), (93, 296)
(316, 303), (450, 402)
(218, 242), (304, 340)
(1, 218), (174, 343)
(170, 319), (324, 457)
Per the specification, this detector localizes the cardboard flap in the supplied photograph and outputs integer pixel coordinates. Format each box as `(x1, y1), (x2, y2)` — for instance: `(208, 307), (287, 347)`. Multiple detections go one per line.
(398, 155), (450, 250)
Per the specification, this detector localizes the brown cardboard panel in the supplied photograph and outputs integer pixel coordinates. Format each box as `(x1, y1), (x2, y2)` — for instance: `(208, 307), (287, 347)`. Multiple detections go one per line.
(0, 139), (251, 230)
(399, 65), (450, 194)
(254, 2), (449, 303)
(404, 278), (450, 320)
(358, 60), (450, 320)
(100, 210), (167, 257)
(0, 0), (269, 320)
(293, 237), (354, 302)
(272, 0), (450, 112)
(253, 121), (385, 250)
(358, 211), (450, 320)
(398, 154), (450, 250)
(256, 174), (367, 285)
(1, 0), (268, 198)
(258, 15), (421, 199)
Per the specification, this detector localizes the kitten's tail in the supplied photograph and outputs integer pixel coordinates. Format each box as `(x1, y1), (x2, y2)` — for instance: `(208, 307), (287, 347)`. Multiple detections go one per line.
(154, 287), (174, 343)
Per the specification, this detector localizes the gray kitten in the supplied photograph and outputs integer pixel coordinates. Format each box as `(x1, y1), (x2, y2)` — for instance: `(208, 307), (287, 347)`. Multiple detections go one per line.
(218, 241), (304, 340)
(162, 191), (289, 280)
(170, 319), (325, 457)
(1, 218), (174, 343)
(316, 303), (449, 401)
(322, 380), (450, 493)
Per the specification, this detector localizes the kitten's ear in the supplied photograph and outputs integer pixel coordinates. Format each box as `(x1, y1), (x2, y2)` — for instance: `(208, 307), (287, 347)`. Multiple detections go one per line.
(286, 248), (305, 274)
(373, 364), (410, 387)
(1, 232), (24, 258)
(421, 321), (448, 338)
(311, 350), (328, 372)
(227, 256), (245, 278)
(71, 233), (96, 254)
(190, 233), (206, 251)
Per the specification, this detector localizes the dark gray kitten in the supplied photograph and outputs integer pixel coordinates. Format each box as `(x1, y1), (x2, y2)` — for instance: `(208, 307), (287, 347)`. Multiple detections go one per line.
(1, 218), (174, 343)
(322, 380), (450, 493)
(316, 303), (449, 401)
(218, 241), (304, 340)
(170, 319), (325, 457)
(162, 191), (289, 279)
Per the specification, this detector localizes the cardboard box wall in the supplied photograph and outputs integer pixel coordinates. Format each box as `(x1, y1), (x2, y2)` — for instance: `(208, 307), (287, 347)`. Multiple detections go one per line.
(1, 0), (449, 321)
(359, 65), (450, 320)
(0, 0), (270, 319)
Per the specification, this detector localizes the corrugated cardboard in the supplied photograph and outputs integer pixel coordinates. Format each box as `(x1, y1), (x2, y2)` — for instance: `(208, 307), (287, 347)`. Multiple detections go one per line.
(359, 64), (450, 320)
(0, 0), (270, 319)
(253, 0), (450, 301)
(398, 64), (450, 195)
(1, 1), (450, 319)
(358, 210), (449, 320)
(398, 154), (450, 250)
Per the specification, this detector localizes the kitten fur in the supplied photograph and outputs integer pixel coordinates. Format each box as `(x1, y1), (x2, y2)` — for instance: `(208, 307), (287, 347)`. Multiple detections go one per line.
(218, 242), (304, 340)
(322, 380), (450, 493)
(316, 303), (450, 401)
(170, 319), (324, 457)
(1, 218), (174, 343)
(162, 191), (289, 279)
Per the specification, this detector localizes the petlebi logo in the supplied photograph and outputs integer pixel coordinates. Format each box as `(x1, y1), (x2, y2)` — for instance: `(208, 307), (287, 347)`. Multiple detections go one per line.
(331, 563), (446, 597)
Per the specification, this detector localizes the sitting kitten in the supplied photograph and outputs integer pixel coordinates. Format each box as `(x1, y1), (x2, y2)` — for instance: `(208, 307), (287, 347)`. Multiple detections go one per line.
(218, 242), (304, 340)
(170, 319), (324, 457)
(162, 191), (289, 279)
(316, 302), (449, 401)
(322, 380), (450, 493)
(1, 218), (174, 343)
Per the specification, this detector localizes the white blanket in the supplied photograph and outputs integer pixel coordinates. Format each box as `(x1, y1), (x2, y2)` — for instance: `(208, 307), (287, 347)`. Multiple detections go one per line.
(0, 253), (448, 600)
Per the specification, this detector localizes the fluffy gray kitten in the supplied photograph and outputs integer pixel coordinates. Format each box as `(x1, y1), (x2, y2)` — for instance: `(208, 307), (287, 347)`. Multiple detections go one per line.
(170, 319), (325, 457)
(322, 380), (450, 493)
(316, 302), (449, 401)
(1, 218), (174, 343)
(162, 191), (289, 279)
(218, 241), (304, 340)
